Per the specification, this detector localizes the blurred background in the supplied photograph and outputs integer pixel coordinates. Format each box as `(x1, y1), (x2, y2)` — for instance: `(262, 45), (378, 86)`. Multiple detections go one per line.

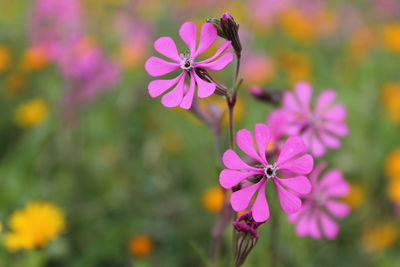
(1, 0), (400, 266)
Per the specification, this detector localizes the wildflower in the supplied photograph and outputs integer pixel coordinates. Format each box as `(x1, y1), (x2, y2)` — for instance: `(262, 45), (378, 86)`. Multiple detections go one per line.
(21, 46), (49, 72)
(0, 45), (10, 73)
(202, 186), (225, 213)
(145, 22), (233, 109)
(382, 23), (400, 53)
(219, 124), (313, 222)
(281, 81), (348, 157)
(15, 98), (48, 128)
(279, 50), (312, 83)
(385, 148), (400, 179)
(382, 83), (400, 124)
(232, 212), (262, 266)
(280, 9), (314, 44)
(288, 162), (350, 240)
(387, 179), (400, 204)
(5, 202), (65, 251)
(249, 86), (282, 106)
(362, 222), (397, 253)
(58, 37), (120, 107)
(343, 183), (365, 209)
(128, 235), (153, 258)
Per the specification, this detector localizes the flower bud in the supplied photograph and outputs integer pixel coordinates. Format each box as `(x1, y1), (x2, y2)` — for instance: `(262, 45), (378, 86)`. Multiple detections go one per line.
(249, 86), (282, 105)
(207, 13), (242, 58)
(232, 212), (263, 266)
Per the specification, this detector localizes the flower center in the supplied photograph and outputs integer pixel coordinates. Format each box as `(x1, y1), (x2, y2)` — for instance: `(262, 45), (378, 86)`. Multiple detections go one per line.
(180, 52), (193, 70)
(264, 164), (277, 179)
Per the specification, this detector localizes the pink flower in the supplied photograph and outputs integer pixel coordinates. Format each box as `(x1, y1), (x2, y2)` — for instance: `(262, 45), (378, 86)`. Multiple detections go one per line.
(145, 22), (233, 109)
(266, 109), (288, 150)
(288, 162), (350, 240)
(219, 124), (313, 222)
(281, 81), (348, 157)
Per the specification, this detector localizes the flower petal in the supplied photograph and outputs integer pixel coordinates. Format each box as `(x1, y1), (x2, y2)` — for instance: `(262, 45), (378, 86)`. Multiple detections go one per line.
(145, 56), (179, 77)
(179, 22), (197, 55)
(222, 149), (261, 171)
(322, 104), (346, 121)
(319, 130), (341, 149)
(196, 52), (233, 70)
(324, 121), (348, 137)
(275, 176), (312, 195)
(180, 74), (196, 109)
(294, 81), (312, 110)
(237, 129), (263, 163)
(320, 212), (339, 239)
(278, 154), (314, 175)
(160, 75), (185, 107)
(283, 91), (302, 114)
(325, 200), (350, 219)
(219, 169), (260, 189)
(193, 71), (216, 98)
(254, 123), (270, 164)
(309, 212), (322, 239)
(252, 181), (270, 222)
(230, 181), (262, 211)
(319, 169), (350, 197)
(296, 213), (311, 237)
(148, 72), (185, 97)
(316, 90), (336, 115)
(154, 36), (180, 62)
(274, 179), (302, 214)
(196, 41), (231, 64)
(193, 23), (217, 58)
(276, 136), (307, 166)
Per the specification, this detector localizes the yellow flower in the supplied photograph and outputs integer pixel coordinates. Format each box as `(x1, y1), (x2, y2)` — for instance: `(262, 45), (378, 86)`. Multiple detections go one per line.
(343, 183), (365, 209)
(385, 148), (400, 179)
(128, 235), (153, 258)
(15, 98), (48, 128)
(362, 222), (397, 253)
(0, 45), (10, 73)
(382, 24), (400, 52)
(387, 179), (400, 203)
(20, 46), (49, 72)
(280, 9), (314, 44)
(279, 50), (312, 83)
(202, 186), (225, 213)
(382, 83), (400, 124)
(5, 202), (65, 251)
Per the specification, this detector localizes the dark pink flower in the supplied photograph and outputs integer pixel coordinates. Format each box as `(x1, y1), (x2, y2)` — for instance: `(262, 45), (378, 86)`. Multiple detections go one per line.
(288, 162), (350, 240)
(145, 22), (233, 109)
(219, 124), (313, 222)
(281, 81), (348, 157)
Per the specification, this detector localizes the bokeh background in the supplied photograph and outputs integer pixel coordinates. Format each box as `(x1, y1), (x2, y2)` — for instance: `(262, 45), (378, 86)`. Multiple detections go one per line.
(1, 0), (400, 266)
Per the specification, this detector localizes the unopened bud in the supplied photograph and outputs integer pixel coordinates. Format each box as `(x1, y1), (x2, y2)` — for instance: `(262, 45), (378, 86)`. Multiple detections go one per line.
(232, 212), (263, 266)
(207, 13), (242, 58)
(249, 86), (282, 106)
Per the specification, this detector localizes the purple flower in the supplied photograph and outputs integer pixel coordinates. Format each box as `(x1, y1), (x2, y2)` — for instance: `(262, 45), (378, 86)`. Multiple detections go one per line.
(219, 124), (313, 222)
(281, 81), (348, 157)
(288, 162), (350, 240)
(58, 38), (120, 107)
(28, 0), (82, 60)
(145, 22), (233, 109)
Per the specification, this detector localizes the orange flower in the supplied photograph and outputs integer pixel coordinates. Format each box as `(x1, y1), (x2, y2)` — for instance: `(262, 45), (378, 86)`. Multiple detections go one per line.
(387, 179), (400, 203)
(0, 45), (10, 73)
(280, 9), (314, 44)
(128, 235), (153, 258)
(202, 186), (225, 213)
(382, 24), (400, 52)
(382, 83), (400, 123)
(279, 50), (312, 83)
(343, 183), (365, 209)
(362, 222), (397, 253)
(21, 46), (49, 72)
(385, 148), (400, 179)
